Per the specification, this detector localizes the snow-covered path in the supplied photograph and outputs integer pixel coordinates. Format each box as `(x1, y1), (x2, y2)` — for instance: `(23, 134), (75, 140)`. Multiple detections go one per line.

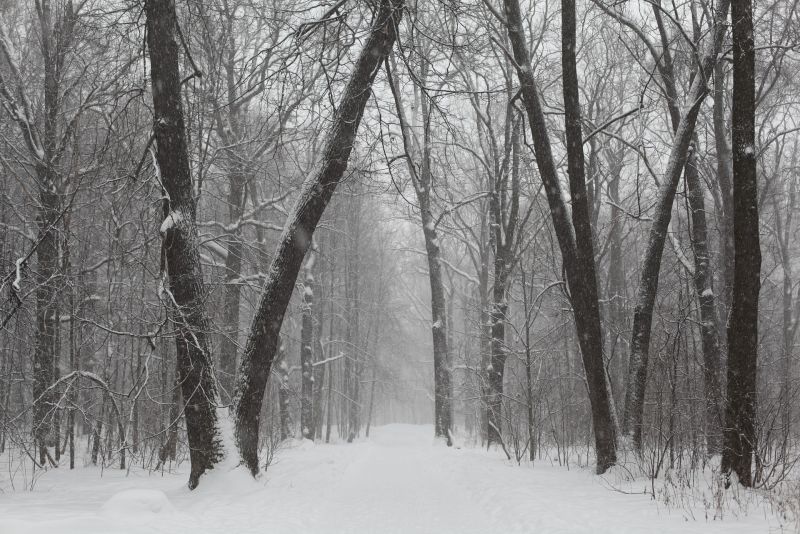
(0, 425), (783, 533)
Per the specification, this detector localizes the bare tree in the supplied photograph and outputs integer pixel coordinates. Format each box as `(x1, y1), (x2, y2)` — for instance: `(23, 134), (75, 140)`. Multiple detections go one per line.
(603, 0), (731, 449)
(145, 0), (224, 489)
(233, 0), (403, 475)
(722, 0), (761, 487)
(386, 50), (453, 445)
(500, 0), (617, 472)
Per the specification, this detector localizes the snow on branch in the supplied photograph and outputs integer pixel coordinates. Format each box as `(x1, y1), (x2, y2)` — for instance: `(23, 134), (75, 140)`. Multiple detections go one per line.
(11, 257), (23, 291)
(0, 22), (44, 162)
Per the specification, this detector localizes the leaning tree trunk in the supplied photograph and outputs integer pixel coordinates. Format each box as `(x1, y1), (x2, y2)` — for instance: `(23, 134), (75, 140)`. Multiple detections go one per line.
(503, 0), (617, 472)
(233, 0), (403, 475)
(722, 0), (761, 487)
(622, 0), (730, 449)
(145, 0), (224, 490)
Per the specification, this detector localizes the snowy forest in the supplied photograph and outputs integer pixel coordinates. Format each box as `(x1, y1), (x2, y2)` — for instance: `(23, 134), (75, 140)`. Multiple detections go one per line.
(0, 0), (797, 531)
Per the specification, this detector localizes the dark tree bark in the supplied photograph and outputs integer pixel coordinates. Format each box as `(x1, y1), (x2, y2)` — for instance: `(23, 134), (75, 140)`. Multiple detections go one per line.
(502, 0), (617, 472)
(621, 0), (730, 449)
(418, 123), (452, 446)
(36, 0), (67, 460)
(233, 0), (403, 475)
(485, 115), (521, 448)
(145, 0), (223, 490)
(722, 0), (761, 487)
(33, 186), (60, 464)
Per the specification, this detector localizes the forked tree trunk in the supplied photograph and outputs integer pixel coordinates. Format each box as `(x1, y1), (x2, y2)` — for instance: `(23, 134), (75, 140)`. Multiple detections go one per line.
(722, 0), (761, 487)
(233, 0), (403, 475)
(622, 0), (730, 449)
(145, 0), (223, 489)
(503, 0), (616, 472)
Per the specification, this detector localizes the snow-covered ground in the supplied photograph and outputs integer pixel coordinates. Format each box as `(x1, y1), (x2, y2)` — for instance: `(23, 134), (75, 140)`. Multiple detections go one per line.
(0, 425), (789, 533)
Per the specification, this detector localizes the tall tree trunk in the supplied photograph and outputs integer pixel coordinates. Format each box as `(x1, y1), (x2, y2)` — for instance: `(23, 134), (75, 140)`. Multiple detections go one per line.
(33, 184), (60, 464)
(386, 62), (452, 444)
(502, 0), (617, 472)
(219, 169), (246, 401)
(478, 213), (491, 445)
(32, 0), (69, 463)
(606, 150), (627, 401)
(311, 236), (326, 440)
(233, 0), (402, 475)
(622, 0), (730, 449)
(145, 0), (223, 489)
(522, 270), (536, 461)
(300, 248), (315, 441)
(322, 223), (338, 442)
(487, 268), (509, 446)
(713, 61), (735, 325)
(277, 339), (290, 441)
(562, 0), (618, 466)
(346, 212), (361, 442)
(774, 180), (797, 434)
(686, 156), (724, 454)
(722, 0), (761, 487)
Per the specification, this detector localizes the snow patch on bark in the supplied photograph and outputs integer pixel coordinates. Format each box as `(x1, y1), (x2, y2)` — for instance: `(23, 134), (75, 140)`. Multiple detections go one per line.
(11, 257), (23, 291)
(160, 210), (185, 234)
